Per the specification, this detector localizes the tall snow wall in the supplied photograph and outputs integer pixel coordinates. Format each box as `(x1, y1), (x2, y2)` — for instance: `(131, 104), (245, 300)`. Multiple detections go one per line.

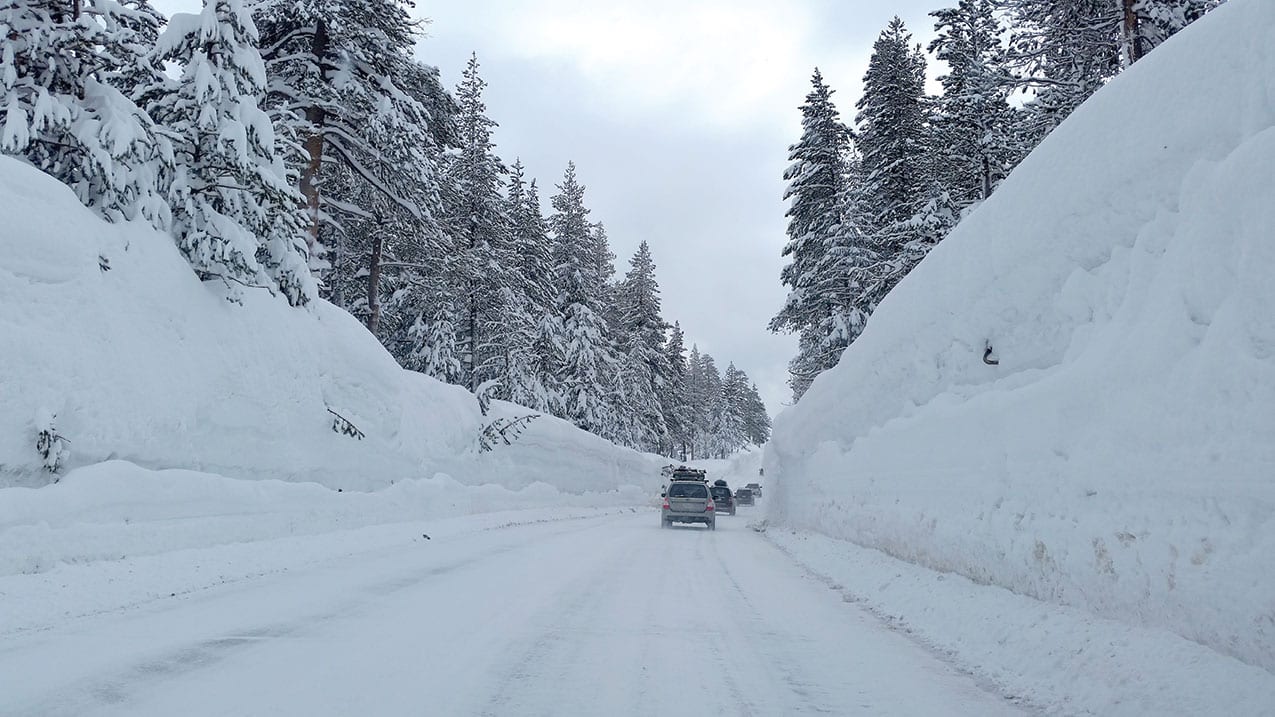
(0, 156), (666, 494)
(764, 0), (1275, 672)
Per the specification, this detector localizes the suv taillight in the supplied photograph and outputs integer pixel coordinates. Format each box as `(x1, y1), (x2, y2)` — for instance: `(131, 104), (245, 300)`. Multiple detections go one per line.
(662, 501), (670, 509)
(705, 500), (715, 512)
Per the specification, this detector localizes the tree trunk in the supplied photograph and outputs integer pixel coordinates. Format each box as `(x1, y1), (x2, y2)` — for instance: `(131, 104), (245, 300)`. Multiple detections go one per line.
(366, 226), (383, 336)
(1121, 0), (1142, 67)
(299, 19), (329, 252)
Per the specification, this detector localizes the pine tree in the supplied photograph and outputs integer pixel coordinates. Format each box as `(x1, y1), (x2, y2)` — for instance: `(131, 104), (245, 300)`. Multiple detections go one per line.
(146, 0), (314, 305)
(661, 322), (692, 459)
(406, 300), (463, 385)
(614, 241), (669, 451)
(1120, 0), (1221, 66)
(253, 0), (444, 257)
(716, 363), (750, 456)
(769, 68), (858, 401)
(929, 0), (1020, 207)
(446, 53), (510, 392)
(1, 0), (171, 227)
(742, 381), (771, 446)
(507, 169), (562, 412)
(856, 17), (929, 232)
(550, 162), (616, 435)
(1000, 0), (1120, 142)
(770, 68), (850, 338)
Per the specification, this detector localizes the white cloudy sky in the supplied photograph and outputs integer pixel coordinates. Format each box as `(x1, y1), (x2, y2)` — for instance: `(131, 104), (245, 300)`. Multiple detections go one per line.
(156, 0), (945, 413)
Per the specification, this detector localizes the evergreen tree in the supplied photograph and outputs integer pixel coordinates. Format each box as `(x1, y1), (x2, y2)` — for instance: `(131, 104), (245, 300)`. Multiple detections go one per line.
(550, 162), (616, 435)
(770, 68), (850, 339)
(769, 68), (856, 401)
(614, 241), (669, 451)
(1000, 0), (1120, 142)
(716, 363), (750, 457)
(1, 0), (171, 227)
(856, 17), (929, 232)
(742, 381), (771, 446)
(929, 0), (1020, 206)
(661, 321), (692, 459)
(146, 0), (314, 305)
(253, 0), (445, 258)
(446, 53), (510, 392)
(1120, 0), (1221, 66)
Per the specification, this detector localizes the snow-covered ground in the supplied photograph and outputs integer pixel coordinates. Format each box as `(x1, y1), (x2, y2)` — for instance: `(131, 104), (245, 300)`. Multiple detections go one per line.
(764, 0), (1275, 708)
(2, 509), (1026, 716)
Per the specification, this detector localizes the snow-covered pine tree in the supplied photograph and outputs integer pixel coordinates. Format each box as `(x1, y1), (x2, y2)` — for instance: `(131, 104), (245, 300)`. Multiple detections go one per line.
(661, 321), (692, 459)
(405, 299), (463, 385)
(252, 0), (446, 262)
(854, 17), (943, 338)
(929, 0), (1021, 207)
(685, 347), (724, 459)
(856, 17), (929, 234)
(445, 53), (511, 393)
(550, 162), (617, 435)
(508, 170), (563, 413)
(498, 161), (550, 408)
(716, 363), (750, 457)
(1119, 0), (1222, 66)
(1000, 0), (1119, 143)
(146, 0), (314, 305)
(1, 0), (171, 227)
(769, 68), (855, 401)
(614, 241), (670, 452)
(770, 69), (849, 340)
(742, 381), (771, 447)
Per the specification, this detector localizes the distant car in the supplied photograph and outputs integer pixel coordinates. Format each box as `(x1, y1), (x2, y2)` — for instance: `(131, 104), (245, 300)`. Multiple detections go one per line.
(745, 482), (762, 498)
(709, 485), (735, 516)
(661, 480), (716, 529)
(734, 488), (754, 506)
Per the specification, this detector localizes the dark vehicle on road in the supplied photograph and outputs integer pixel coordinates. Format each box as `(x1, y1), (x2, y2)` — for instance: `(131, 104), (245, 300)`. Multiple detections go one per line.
(744, 482), (762, 498)
(709, 484), (735, 516)
(734, 487), (755, 506)
(661, 479), (715, 529)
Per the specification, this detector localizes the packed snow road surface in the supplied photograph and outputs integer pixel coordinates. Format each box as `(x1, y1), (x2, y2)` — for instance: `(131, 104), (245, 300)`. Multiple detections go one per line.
(1, 510), (1022, 716)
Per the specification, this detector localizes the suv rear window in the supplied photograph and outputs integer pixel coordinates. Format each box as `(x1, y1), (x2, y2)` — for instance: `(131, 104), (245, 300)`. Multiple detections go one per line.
(710, 487), (730, 500)
(668, 483), (708, 498)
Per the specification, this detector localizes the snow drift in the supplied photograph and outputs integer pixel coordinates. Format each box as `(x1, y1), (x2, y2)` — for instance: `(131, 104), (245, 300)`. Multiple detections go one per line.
(765, 0), (1275, 674)
(0, 153), (667, 494)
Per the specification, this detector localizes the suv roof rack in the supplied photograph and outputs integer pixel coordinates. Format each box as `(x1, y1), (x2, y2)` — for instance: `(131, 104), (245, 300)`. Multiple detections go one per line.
(670, 466), (707, 481)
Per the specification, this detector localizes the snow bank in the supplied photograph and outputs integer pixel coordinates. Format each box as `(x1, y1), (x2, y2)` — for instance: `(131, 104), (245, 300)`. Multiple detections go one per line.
(0, 154), (668, 493)
(765, 0), (1275, 679)
(0, 460), (646, 579)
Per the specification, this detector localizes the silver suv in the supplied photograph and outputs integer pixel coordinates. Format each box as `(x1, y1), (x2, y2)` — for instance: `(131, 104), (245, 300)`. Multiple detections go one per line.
(661, 480), (716, 529)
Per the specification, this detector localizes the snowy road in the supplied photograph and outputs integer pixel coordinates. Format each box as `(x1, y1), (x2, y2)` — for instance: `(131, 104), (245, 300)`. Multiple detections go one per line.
(1, 510), (1023, 716)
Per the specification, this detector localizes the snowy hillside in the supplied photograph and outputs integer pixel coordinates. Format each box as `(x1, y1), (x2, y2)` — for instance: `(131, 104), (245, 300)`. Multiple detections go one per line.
(0, 154), (667, 495)
(765, 0), (1274, 681)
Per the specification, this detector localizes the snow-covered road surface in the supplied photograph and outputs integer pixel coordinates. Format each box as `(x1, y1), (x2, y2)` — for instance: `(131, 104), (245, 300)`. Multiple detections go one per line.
(1, 509), (1023, 716)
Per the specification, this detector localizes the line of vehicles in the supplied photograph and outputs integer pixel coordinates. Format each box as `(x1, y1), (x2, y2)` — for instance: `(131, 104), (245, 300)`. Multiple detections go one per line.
(659, 466), (762, 530)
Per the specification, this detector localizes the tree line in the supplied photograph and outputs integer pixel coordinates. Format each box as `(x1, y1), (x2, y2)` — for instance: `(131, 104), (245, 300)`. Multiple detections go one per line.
(771, 0), (1223, 401)
(1, 0), (770, 458)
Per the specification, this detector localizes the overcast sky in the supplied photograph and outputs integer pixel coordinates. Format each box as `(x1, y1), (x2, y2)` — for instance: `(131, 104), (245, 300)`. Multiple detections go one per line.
(157, 0), (945, 414)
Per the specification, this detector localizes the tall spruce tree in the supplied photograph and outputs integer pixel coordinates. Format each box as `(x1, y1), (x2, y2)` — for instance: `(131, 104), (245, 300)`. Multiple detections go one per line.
(615, 241), (669, 451)
(550, 162), (616, 435)
(769, 68), (854, 400)
(662, 321), (692, 459)
(446, 53), (511, 392)
(856, 18), (929, 232)
(929, 0), (1020, 207)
